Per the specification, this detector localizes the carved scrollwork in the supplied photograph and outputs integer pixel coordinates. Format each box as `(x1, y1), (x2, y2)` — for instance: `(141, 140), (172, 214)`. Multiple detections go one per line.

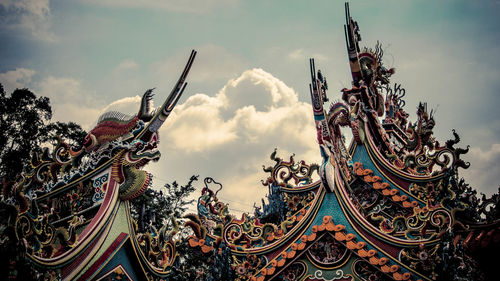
(133, 219), (178, 270)
(400, 244), (440, 277)
(262, 149), (319, 188)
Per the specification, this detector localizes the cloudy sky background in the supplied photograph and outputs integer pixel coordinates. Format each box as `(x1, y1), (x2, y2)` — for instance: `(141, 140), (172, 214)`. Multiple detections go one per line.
(1, 0), (499, 213)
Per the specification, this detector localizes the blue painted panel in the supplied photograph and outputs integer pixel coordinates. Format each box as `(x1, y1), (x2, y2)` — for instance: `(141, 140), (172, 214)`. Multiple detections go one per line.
(351, 145), (421, 203)
(92, 244), (143, 281)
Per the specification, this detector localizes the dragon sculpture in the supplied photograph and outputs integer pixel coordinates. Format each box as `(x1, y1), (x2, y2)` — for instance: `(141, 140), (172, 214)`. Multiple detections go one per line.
(1, 2), (498, 280)
(1, 51), (197, 280)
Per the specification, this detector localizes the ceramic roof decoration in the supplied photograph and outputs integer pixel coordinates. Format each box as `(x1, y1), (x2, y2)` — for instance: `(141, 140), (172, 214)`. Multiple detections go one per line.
(2, 51), (197, 280)
(185, 3), (499, 281)
(2, 2), (499, 281)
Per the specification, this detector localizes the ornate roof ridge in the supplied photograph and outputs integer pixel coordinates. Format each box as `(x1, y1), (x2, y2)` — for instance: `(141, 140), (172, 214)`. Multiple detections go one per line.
(354, 162), (419, 209)
(186, 190), (323, 255)
(251, 215), (413, 281)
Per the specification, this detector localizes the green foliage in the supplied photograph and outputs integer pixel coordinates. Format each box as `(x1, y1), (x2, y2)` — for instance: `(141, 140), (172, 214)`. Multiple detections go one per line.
(0, 84), (86, 182)
(0, 84), (86, 280)
(46, 121), (87, 148)
(130, 175), (198, 232)
(169, 235), (213, 281)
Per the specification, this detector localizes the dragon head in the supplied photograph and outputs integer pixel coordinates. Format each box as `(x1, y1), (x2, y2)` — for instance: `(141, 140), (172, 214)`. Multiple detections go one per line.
(358, 42), (395, 87)
(125, 131), (161, 169)
(4, 51), (196, 269)
(108, 50), (197, 200)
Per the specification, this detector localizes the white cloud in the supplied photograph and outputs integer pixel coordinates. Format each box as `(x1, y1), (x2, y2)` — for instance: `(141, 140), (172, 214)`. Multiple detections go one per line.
(161, 68), (313, 153)
(114, 59), (139, 72)
(0, 68), (36, 92)
(0, 69), (143, 131)
(220, 68), (298, 113)
(142, 68), (320, 214)
(49, 68), (318, 214)
(100, 95), (142, 116)
(82, 0), (239, 14)
(0, 0), (56, 41)
(165, 93), (237, 152)
(37, 76), (101, 129)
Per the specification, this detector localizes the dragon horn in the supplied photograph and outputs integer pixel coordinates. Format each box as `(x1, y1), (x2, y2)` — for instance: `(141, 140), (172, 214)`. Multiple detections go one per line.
(137, 50), (197, 138)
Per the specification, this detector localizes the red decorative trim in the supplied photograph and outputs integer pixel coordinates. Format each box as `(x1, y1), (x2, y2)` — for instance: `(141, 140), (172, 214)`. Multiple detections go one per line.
(96, 264), (134, 281)
(80, 175), (117, 239)
(62, 227), (103, 278)
(77, 232), (129, 281)
(30, 172), (119, 267)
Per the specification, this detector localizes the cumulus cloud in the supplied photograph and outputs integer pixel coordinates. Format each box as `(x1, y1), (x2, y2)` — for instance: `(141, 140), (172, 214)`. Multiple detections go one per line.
(0, 68), (36, 92)
(37, 76), (102, 129)
(0, 69), (139, 130)
(100, 95), (142, 116)
(162, 68), (314, 153)
(220, 68), (298, 113)
(59, 69), (319, 213)
(0, 0), (56, 41)
(165, 93), (236, 152)
(140, 68), (320, 213)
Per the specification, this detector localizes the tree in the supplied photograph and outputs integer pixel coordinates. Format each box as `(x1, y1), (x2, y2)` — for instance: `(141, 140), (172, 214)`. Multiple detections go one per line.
(0, 84), (87, 281)
(131, 175), (198, 232)
(46, 121), (87, 148)
(0, 84), (86, 182)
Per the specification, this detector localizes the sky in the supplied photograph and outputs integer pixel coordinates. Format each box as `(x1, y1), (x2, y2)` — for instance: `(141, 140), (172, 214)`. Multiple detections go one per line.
(1, 0), (499, 214)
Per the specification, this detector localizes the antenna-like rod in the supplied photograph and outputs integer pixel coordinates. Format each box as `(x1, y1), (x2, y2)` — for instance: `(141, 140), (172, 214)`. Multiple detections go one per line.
(138, 50), (197, 138)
